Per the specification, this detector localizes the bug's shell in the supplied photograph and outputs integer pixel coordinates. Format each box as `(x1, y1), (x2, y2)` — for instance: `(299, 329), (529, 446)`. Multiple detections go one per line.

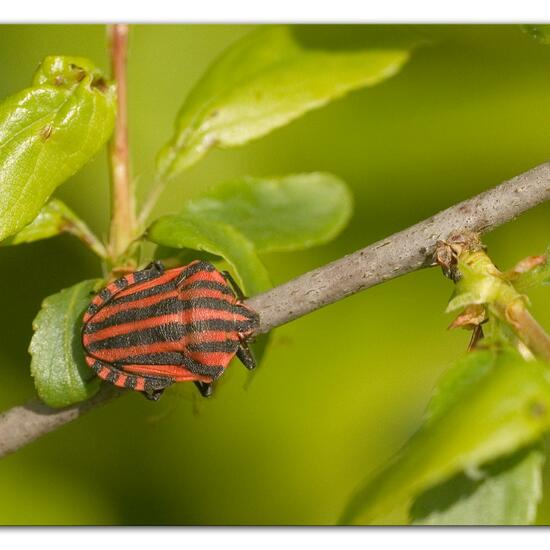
(81, 260), (259, 395)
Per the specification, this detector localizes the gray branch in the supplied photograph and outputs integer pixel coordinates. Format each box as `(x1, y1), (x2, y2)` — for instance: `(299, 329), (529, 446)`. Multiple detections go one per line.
(248, 162), (550, 333)
(1, 162), (550, 459)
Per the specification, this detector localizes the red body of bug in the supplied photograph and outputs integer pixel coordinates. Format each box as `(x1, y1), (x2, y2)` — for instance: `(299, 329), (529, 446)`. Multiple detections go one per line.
(81, 260), (259, 400)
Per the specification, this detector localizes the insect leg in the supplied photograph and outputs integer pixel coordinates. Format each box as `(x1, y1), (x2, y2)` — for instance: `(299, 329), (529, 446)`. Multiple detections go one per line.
(221, 271), (246, 300)
(236, 341), (257, 370)
(143, 389), (165, 401)
(194, 381), (214, 398)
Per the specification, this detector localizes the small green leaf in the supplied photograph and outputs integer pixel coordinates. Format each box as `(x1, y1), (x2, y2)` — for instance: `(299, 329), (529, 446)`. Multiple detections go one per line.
(340, 348), (550, 524)
(410, 445), (544, 525)
(29, 279), (102, 408)
(2, 199), (78, 245)
(157, 26), (411, 178)
(148, 213), (270, 296)
(521, 25), (550, 45)
(511, 248), (550, 293)
(0, 56), (116, 241)
(183, 173), (352, 253)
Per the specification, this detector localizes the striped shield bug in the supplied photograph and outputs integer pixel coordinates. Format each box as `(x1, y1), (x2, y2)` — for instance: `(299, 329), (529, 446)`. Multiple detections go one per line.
(81, 260), (260, 401)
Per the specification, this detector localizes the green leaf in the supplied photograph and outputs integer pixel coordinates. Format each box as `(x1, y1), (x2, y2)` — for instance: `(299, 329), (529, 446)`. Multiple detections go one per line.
(183, 173), (352, 253)
(148, 213), (270, 296)
(410, 445), (544, 525)
(511, 248), (550, 293)
(2, 199), (80, 245)
(521, 25), (550, 45)
(157, 25), (411, 178)
(0, 56), (116, 242)
(340, 348), (550, 525)
(29, 279), (102, 408)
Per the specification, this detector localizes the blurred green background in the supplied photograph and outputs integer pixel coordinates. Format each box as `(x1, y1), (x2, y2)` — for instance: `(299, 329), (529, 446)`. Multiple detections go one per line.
(1, 24), (550, 525)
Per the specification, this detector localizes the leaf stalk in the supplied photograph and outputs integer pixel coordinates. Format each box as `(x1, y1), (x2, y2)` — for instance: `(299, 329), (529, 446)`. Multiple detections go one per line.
(138, 175), (168, 227)
(63, 216), (108, 259)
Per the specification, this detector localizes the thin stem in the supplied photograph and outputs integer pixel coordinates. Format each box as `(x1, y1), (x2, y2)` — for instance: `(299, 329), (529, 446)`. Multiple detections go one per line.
(505, 303), (550, 363)
(64, 217), (108, 259)
(138, 176), (167, 227)
(108, 24), (137, 263)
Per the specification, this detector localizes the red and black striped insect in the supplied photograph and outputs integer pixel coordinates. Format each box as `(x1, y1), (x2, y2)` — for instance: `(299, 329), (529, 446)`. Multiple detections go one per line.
(81, 260), (259, 401)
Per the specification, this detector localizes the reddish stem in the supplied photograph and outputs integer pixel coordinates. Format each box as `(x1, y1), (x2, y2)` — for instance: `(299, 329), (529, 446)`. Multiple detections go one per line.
(108, 24), (137, 263)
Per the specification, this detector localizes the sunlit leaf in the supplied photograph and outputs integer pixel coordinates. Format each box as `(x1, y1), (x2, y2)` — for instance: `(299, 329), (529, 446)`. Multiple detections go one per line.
(29, 279), (102, 408)
(157, 26), (411, 178)
(0, 56), (116, 241)
(183, 173), (352, 253)
(340, 348), (550, 524)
